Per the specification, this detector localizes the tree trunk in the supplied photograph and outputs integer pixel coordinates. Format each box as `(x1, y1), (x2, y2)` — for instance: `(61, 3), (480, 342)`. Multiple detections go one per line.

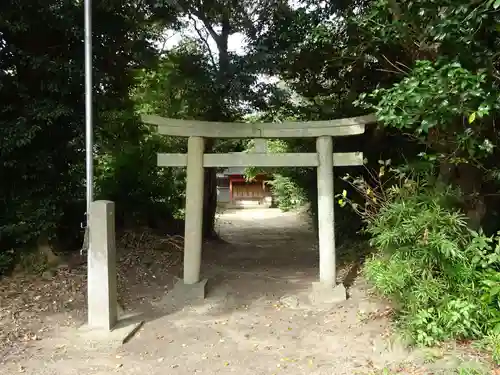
(203, 168), (219, 239)
(436, 160), (486, 230)
(429, 125), (486, 229)
(37, 234), (60, 267)
(197, 12), (232, 240)
(456, 163), (486, 230)
(202, 138), (219, 239)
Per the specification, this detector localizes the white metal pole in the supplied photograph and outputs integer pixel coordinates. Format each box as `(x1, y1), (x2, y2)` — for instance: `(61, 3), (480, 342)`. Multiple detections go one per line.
(84, 0), (93, 215)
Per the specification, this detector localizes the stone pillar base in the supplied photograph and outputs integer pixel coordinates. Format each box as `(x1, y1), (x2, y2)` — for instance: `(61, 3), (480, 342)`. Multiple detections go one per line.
(161, 278), (208, 308)
(309, 282), (347, 305)
(77, 313), (144, 345)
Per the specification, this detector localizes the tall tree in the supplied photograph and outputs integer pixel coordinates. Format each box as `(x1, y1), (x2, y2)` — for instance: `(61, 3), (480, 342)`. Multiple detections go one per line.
(153, 0), (263, 237)
(0, 0), (171, 265)
(352, 0), (500, 228)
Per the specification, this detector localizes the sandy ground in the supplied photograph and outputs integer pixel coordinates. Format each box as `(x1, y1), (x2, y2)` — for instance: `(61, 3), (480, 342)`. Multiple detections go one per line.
(0, 209), (491, 374)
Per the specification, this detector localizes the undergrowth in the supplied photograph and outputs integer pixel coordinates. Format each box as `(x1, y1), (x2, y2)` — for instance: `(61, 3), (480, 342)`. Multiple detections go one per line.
(340, 164), (500, 352)
(370, 368), (488, 375)
(266, 174), (306, 212)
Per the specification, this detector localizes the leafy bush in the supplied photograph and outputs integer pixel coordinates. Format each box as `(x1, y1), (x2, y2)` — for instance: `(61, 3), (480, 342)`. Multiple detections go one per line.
(340, 166), (500, 346)
(0, 251), (15, 276)
(476, 332), (500, 366)
(96, 132), (186, 229)
(244, 139), (308, 212)
(266, 174), (306, 212)
(367, 182), (500, 345)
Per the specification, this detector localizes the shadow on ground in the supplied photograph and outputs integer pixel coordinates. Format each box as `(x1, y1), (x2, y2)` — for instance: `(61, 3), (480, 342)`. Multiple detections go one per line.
(3, 208), (485, 375)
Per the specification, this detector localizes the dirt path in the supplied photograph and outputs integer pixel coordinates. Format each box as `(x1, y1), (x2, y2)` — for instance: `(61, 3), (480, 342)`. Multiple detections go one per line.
(0, 209), (488, 374)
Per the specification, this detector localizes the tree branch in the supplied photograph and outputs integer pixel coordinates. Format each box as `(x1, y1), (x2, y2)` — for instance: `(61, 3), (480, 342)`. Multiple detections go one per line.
(165, 0), (221, 45)
(188, 14), (218, 67)
(191, 9), (222, 46)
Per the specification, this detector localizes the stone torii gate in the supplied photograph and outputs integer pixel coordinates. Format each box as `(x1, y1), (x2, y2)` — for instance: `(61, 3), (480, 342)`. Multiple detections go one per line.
(142, 114), (376, 303)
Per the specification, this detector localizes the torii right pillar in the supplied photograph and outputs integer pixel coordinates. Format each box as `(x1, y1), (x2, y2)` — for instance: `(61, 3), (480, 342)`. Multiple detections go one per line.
(310, 135), (347, 304)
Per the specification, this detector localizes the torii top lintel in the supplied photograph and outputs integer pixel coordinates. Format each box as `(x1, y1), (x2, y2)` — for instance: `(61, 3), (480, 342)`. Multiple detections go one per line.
(141, 114), (376, 138)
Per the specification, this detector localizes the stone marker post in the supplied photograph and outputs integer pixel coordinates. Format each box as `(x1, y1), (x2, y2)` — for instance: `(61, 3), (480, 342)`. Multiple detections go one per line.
(183, 136), (205, 285)
(87, 200), (118, 331)
(316, 136), (336, 286)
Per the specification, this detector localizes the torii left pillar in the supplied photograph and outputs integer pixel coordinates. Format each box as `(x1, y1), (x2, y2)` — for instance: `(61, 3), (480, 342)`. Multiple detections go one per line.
(164, 136), (207, 305)
(183, 136), (205, 285)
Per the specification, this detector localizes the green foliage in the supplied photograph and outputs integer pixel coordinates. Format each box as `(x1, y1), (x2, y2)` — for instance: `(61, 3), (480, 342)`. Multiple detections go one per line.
(0, 0), (159, 262)
(132, 44), (217, 119)
(17, 250), (49, 275)
(244, 138), (308, 212)
(266, 175), (306, 212)
(0, 251), (15, 276)
(456, 369), (487, 375)
(352, 0), (500, 194)
(362, 177), (500, 346)
(357, 60), (499, 164)
(344, 0), (500, 348)
(337, 159), (437, 223)
(476, 332), (500, 365)
(96, 131), (186, 227)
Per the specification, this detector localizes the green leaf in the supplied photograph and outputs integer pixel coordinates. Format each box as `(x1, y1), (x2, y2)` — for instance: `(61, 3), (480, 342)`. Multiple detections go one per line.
(489, 286), (500, 297)
(468, 112), (476, 124)
(494, 322), (500, 334)
(494, 0), (500, 9)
